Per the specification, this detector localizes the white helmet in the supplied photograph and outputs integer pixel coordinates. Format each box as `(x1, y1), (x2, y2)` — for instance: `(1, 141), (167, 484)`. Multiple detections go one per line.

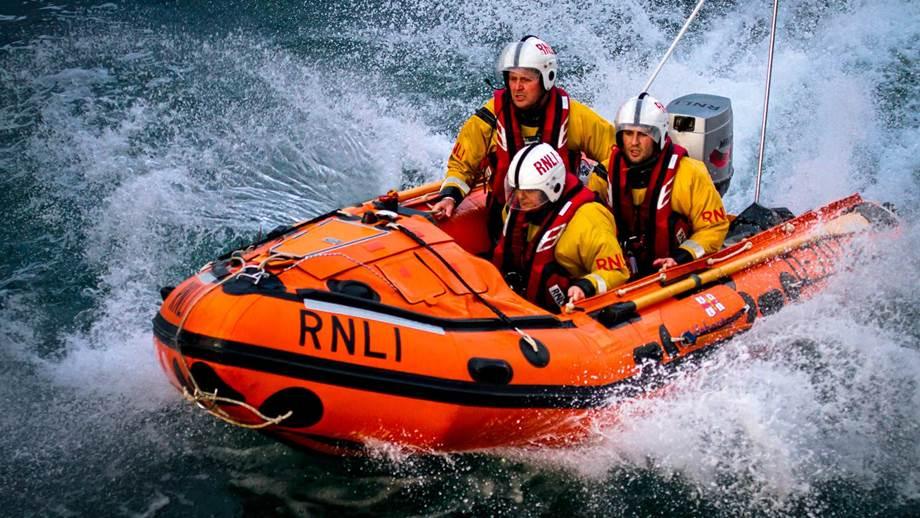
(505, 143), (566, 211)
(496, 35), (558, 90)
(615, 92), (669, 150)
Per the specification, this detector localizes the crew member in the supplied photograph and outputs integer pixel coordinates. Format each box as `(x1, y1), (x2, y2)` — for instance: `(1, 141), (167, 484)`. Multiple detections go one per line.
(588, 93), (729, 276)
(430, 36), (617, 243)
(494, 143), (629, 312)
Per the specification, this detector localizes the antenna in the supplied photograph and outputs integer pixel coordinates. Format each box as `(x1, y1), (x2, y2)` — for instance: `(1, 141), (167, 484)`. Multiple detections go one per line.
(753, 0), (780, 204)
(641, 0), (707, 93)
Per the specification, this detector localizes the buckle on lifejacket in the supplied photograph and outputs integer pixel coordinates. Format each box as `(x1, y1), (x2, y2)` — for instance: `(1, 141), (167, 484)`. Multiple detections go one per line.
(623, 235), (643, 276)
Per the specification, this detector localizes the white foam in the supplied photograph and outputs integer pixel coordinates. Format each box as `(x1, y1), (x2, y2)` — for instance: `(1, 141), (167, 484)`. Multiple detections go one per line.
(1, 1), (917, 508)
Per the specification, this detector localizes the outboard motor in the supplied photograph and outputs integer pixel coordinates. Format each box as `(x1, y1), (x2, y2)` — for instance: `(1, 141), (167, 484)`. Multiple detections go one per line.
(667, 94), (733, 196)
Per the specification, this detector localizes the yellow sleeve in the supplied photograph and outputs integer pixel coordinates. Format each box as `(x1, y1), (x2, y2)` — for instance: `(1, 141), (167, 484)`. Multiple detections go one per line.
(555, 202), (630, 294)
(670, 157), (730, 258)
(585, 168), (610, 203)
(567, 99), (617, 164)
(567, 100), (616, 205)
(443, 97), (616, 203)
(440, 99), (496, 202)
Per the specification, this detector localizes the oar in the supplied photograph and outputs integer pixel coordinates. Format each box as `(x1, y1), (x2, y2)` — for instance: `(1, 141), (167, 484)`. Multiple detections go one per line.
(395, 181), (441, 203)
(596, 211), (871, 324)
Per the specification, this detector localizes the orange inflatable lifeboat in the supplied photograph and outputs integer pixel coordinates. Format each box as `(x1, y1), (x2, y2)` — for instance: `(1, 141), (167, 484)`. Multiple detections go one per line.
(152, 182), (896, 454)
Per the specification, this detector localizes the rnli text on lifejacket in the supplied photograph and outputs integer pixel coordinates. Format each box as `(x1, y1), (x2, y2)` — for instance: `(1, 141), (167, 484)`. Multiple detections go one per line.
(299, 309), (402, 362)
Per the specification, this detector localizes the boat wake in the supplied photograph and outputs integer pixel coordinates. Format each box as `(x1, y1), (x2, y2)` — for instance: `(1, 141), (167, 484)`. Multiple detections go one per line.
(0, 0), (917, 515)
(504, 227), (920, 511)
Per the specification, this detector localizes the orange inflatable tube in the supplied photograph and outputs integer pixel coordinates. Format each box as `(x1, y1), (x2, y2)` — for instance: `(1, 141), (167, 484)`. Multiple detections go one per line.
(152, 182), (896, 454)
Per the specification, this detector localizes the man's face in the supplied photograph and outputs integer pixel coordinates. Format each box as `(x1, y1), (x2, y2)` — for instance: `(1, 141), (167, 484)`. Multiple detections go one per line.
(511, 189), (549, 211)
(507, 69), (544, 110)
(620, 129), (657, 163)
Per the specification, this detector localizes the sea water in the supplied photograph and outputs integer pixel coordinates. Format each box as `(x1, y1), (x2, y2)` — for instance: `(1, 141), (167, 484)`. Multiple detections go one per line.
(1, 0), (917, 515)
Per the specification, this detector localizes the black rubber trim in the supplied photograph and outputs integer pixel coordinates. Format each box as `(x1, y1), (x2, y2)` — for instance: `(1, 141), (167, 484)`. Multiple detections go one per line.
(397, 205), (436, 223)
(738, 291), (758, 324)
(757, 289), (785, 316)
(159, 286), (175, 301)
(851, 201), (898, 228)
(687, 306), (750, 339)
(660, 325), (679, 357)
(663, 272), (702, 288)
(673, 275), (736, 300)
(468, 358), (514, 385)
(152, 313), (712, 409)
(369, 201), (436, 223)
(190, 362), (245, 402)
(327, 279), (380, 302)
(259, 387), (324, 428)
(633, 342), (663, 364)
(156, 314), (606, 408)
(519, 337), (550, 368)
(223, 273), (286, 295)
(779, 271), (802, 301)
(591, 301), (640, 329)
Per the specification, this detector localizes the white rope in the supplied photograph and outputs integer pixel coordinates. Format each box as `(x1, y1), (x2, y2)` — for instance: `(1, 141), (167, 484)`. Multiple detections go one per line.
(171, 240), (399, 429)
(515, 327), (540, 353)
(617, 273), (667, 297)
(172, 254), (294, 429)
(707, 240), (753, 265)
(182, 386), (293, 429)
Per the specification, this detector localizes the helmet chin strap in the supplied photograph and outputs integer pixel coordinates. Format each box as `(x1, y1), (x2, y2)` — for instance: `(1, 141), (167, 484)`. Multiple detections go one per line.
(524, 204), (552, 223)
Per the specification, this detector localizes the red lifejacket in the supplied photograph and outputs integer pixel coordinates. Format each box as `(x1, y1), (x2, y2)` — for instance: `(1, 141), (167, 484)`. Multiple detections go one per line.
(607, 139), (691, 275)
(493, 173), (597, 311)
(486, 87), (579, 238)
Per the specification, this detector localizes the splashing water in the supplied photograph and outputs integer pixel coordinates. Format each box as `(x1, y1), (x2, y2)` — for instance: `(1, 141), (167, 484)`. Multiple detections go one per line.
(1, 0), (917, 515)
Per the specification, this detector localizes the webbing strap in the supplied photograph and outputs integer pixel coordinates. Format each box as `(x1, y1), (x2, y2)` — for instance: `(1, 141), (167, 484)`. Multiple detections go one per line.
(474, 107), (497, 129)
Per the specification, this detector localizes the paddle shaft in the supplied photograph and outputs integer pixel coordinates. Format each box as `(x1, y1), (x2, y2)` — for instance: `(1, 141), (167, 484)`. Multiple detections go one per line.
(627, 212), (869, 312)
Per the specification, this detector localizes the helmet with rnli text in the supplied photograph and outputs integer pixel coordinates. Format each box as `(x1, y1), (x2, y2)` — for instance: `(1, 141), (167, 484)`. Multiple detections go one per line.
(496, 35), (558, 90)
(505, 143), (566, 211)
(615, 92), (669, 150)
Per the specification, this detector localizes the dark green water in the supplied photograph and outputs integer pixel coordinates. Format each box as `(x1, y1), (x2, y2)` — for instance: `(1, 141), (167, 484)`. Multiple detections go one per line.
(1, 0), (918, 516)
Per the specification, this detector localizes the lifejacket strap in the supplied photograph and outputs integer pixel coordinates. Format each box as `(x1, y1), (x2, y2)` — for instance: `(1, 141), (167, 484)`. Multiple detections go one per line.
(474, 107), (497, 129)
